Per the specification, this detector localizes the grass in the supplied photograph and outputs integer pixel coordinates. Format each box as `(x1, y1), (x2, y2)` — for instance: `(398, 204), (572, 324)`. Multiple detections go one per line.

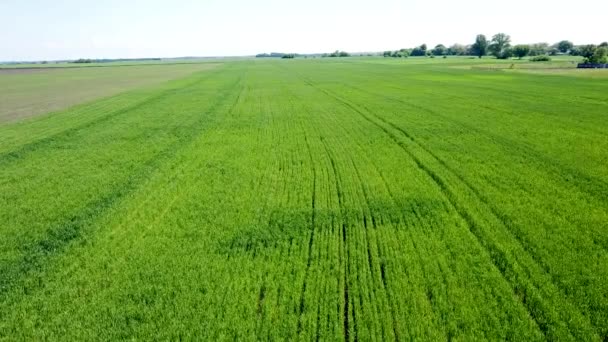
(445, 55), (608, 78)
(0, 57), (607, 340)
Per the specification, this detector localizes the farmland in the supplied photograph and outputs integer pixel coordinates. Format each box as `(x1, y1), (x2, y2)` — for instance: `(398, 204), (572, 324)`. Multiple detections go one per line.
(0, 57), (607, 340)
(0, 63), (219, 123)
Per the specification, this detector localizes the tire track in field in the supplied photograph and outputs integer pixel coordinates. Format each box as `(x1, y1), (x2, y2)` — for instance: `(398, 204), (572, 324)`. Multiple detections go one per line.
(314, 113), (383, 339)
(313, 82), (459, 340)
(301, 91), (397, 340)
(285, 86), (345, 340)
(333, 82), (608, 338)
(345, 153), (397, 341)
(318, 137), (355, 342)
(0, 67), (225, 167)
(350, 93), (598, 340)
(0, 72), (244, 298)
(332, 82), (608, 337)
(340, 111), (446, 338)
(287, 90), (343, 340)
(292, 74), (600, 340)
(316, 88), (449, 340)
(359, 77), (608, 137)
(285, 68), (450, 339)
(296, 132), (317, 337)
(319, 81), (550, 335)
(345, 82), (608, 229)
(279, 81), (342, 339)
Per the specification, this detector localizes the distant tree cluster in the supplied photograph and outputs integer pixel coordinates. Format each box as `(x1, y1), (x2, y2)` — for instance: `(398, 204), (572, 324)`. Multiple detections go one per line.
(70, 58), (161, 64)
(447, 44), (467, 56)
(432, 44), (447, 56)
(576, 44), (608, 64)
(322, 50), (350, 58)
(411, 44), (429, 56)
(256, 52), (295, 58)
(469, 33), (512, 59)
(381, 34), (607, 62)
(383, 49), (410, 58)
(512, 45), (531, 59)
(556, 40), (574, 53)
(281, 54), (296, 59)
(529, 43), (551, 56)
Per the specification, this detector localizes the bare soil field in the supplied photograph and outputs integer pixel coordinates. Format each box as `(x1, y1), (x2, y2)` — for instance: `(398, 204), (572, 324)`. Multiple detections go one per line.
(0, 68), (63, 75)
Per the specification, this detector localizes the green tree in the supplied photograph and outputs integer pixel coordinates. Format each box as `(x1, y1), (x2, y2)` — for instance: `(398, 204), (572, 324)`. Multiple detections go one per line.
(448, 44), (466, 56)
(489, 33), (511, 59)
(327, 50), (350, 57)
(410, 44), (427, 56)
(471, 34), (488, 58)
(556, 40), (574, 53)
(588, 47), (608, 63)
(529, 43), (549, 56)
(569, 46), (582, 56)
(432, 44), (447, 56)
(580, 45), (597, 60)
(512, 45), (530, 59)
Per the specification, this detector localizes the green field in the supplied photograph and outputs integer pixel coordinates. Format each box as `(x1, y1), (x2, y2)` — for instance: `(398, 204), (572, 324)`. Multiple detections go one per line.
(0, 57), (607, 340)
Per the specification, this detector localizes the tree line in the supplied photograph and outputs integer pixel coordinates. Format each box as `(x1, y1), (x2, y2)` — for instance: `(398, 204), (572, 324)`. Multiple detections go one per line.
(322, 51), (350, 58)
(71, 58), (162, 64)
(256, 50), (352, 59)
(384, 34), (608, 63)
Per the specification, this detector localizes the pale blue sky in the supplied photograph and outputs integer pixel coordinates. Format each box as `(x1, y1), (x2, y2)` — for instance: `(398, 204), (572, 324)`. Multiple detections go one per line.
(1, 0), (606, 61)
